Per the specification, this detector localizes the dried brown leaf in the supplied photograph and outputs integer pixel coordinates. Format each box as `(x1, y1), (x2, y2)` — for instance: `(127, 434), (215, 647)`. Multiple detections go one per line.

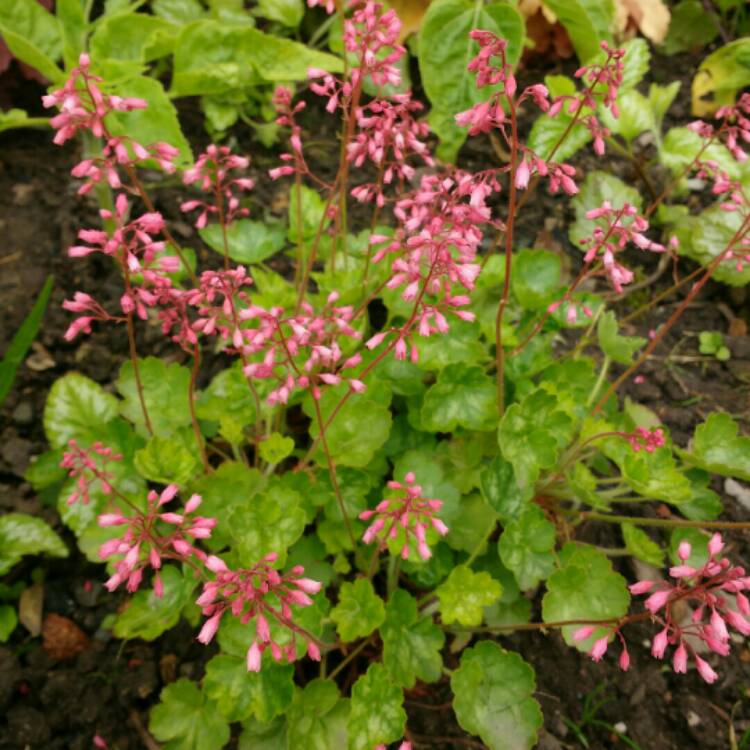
(42, 613), (89, 660)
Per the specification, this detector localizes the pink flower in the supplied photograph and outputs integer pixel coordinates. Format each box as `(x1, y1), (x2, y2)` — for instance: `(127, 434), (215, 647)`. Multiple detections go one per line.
(573, 625), (595, 641)
(651, 628), (669, 659)
(694, 654), (718, 684)
(590, 636), (609, 661)
(672, 642), (688, 673)
(645, 588), (672, 614)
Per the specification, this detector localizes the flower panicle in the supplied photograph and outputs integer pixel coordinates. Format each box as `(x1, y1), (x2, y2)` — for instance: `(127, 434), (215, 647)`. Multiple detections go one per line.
(359, 471), (448, 561)
(98, 485), (215, 597)
(60, 439), (123, 505)
(196, 553), (322, 672)
(628, 533), (750, 684)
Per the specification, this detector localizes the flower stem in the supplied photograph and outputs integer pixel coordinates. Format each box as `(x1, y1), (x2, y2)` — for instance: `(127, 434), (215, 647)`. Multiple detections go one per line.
(312, 397), (356, 549)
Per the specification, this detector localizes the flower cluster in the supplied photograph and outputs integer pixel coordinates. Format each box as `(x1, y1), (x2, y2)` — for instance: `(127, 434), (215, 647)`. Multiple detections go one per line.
(307, 0), (405, 119)
(196, 553), (322, 672)
(344, 0), (404, 89)
(44, 53), (178, 193)
(629, 534), (750, 683)
(365, 170), (493, 359)
(573, 41), (625, 115)
(359, 472), (448, 560)
(348, 95), (433, 206)
(181, 145), (254, 229)
(689, 92), (750, 163)
(454, 31), (582, 197)
(59, 439), (122, 506)
(625, 427), (666, 453)
(269, 85), (309, 181)
(240, 292), (365, 403)
(580, 202), (667, 292)
(98, 485), (215, 596)
(42, 53), (146, 145)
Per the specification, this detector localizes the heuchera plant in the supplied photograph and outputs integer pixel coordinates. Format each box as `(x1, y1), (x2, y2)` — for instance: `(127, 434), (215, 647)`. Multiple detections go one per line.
(27, 1), (750, 748)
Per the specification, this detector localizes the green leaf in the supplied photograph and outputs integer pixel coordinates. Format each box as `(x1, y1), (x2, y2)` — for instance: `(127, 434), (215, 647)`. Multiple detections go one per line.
(498, 505), (557, 591)
(0, 0), (64, 83)
(117, 357), (192, 437)
(203, 655), (294, 723)
(569, 171), (642, 248)
(511, 248), (562, 310)
(414, 318), (486, 371)
(421, 363), (497, 432)
(286, 680), (349, 750)
(150, 679), (231, 750)
(199, 219), (286, 264)
(347, 663), (406, 750)
(196, 362), (257, 434)
(602, 439), (692, 504)
(648, 81), (682, 133)
(107, 76), (193, 168)
(679, 468), (723, 521)
(621, 523), (664, 567)
(171, 20), (342, 96)
(0, 513), (68, 575)
(498, 389), (574, 487)
(0, 275), (53, 405)
(418, 0), (524, 157)
(134, 432), (201, 485)
(663, 0), (718, 56)
(597, 311), (646, 364)
(543, 0), (614, 62)
(442, 493), (497, 555)
(56, 0), (87, 68)
(615, 37), (649, 90)
(239, 717), (288, 750)
(428, 107), (467, 163)
(542, 543), (630, 651)
(330, 578), (385, 642)
(527, 111), (592, 162)
(152, 0), (206, 23)
(190, 462), (265, 549)
(436, 565), (502, 626)
(90, 12), (178, 63)
(600, 89), (654, 142)
(44, 372), (119, 449)
(259, 433), (295, 465)
(113, 566), (196, 640)
(682, 412), (750, 481)
(452, 642), (542, 750)
(692, 39), (750, 116)
(255, 0), (304, 27)
(288, 184), (329, 243)
(381, 589), (444, 688)
(667, 202), (750, 287)
(480, 455), (533, 522)
(306, 388), (392, 469)
(0, 605), (17, 642)
(228, 480), (306, 566)
(24, 449), (65, 490)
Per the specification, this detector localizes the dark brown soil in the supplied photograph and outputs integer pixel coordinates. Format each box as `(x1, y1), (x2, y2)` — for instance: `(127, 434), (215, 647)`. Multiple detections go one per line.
(1, 41), (750, 750)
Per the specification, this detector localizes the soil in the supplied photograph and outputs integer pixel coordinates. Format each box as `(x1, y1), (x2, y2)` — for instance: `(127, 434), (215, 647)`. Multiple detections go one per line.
(1, 37), (750, 750)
